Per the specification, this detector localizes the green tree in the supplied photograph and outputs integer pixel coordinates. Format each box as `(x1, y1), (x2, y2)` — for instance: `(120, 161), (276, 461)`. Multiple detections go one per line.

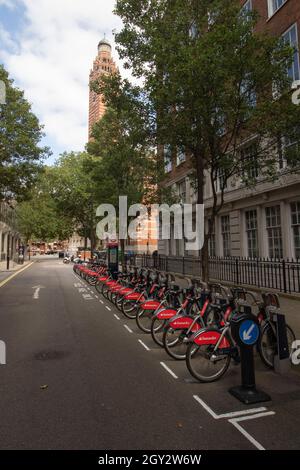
(16, 170), (74, 244)
(87, 74), (159, 259)
(0, 65), (50, 201)
(115, 0), (300, 279)
(49, 152), (99, 251)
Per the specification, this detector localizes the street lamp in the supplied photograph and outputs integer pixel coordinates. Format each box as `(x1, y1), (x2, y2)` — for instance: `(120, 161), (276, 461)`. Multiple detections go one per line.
(6, 231), (10, 270)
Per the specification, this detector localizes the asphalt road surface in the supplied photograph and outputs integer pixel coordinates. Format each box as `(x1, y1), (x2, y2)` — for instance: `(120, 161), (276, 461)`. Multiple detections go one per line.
(0, 258), (299, 450)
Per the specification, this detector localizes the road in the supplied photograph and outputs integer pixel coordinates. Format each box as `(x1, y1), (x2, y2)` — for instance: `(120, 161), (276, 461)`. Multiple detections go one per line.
(0, 257), (299, 450)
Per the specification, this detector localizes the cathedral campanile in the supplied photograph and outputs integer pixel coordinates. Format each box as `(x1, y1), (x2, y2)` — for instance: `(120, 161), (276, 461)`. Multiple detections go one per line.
(88, 36), (117, 139)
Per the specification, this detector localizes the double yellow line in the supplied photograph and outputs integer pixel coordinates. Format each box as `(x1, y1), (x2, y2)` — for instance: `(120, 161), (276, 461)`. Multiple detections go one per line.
(0, 262), (35, 288)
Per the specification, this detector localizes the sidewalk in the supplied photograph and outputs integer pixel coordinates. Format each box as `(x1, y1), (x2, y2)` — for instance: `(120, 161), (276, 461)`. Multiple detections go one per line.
(0, 260), (32, 284)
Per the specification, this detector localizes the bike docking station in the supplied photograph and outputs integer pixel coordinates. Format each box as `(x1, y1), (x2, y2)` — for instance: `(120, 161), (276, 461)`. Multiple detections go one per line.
(229, 301), (271, 405)
(264, 293), (290, 375)
(107, 242), (119, 280)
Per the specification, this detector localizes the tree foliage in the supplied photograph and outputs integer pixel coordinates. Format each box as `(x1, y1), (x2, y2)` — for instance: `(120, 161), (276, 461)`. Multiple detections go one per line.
(16, 169), (74, 243)
(115, 0), (300, 278)
(0, 64), (50, 201)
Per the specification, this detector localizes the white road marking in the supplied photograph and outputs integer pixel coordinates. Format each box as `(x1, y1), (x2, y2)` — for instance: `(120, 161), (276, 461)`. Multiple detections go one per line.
(114, 314), (120, 320)
(229, 412), (275, 451)
(138, 340), (150, 351)
(95, 295), (99, 299)
(124, 325), (133, 334)
(193, 395), (267, 420)
(106, 306), (111, 311)
(160, 362), (178, 379)
(100, 300), (104, 304)
(32, 285), (45, 300)
(82, 294), (93, 300)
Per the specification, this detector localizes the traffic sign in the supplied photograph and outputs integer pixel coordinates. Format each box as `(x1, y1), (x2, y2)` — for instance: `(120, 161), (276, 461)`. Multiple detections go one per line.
(239, 320), (259, 346)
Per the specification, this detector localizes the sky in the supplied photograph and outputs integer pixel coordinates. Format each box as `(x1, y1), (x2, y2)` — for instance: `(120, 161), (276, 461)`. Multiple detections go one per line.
(0, 0), (126, 163)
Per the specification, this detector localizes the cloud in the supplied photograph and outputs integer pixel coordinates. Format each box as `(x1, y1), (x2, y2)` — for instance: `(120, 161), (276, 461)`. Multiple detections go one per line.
(0, 0), (15, 8)
(0, 0), (126, 159)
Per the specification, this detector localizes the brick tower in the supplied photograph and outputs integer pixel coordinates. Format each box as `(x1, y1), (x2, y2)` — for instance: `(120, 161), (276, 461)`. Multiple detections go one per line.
(88, 36), (117, 139)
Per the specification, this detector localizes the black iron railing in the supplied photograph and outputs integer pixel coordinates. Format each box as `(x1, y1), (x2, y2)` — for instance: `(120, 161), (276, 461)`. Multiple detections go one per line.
(126, 254), (300, 294)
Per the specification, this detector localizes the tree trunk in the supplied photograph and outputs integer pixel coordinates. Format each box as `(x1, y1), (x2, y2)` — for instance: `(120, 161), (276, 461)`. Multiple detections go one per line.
(84, 235), (87, 261)
(201, 238), (209, 283)
(90, 227), (96, 253)
(120, 238), (125, 271)
(195, 149), (209, 282)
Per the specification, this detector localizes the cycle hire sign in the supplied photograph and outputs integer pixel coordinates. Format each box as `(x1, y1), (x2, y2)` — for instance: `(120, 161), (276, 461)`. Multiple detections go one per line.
(239, 320), (259, 346)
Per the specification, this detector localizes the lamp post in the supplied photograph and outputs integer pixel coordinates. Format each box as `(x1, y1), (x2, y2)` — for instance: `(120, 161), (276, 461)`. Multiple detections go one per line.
(6, 232), (10, 270)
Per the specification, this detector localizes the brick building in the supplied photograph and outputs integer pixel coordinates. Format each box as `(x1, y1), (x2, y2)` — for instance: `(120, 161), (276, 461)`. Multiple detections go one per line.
(158, 0), (300, 261)
(88, 36), (117, 139)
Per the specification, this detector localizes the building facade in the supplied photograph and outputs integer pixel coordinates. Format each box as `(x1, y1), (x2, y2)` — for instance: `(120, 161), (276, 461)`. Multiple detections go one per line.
(158, 0), (300, 261)
(0, 202), (20, 268)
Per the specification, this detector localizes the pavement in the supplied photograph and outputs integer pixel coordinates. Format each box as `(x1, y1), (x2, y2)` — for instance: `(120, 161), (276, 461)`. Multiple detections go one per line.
(0, 259), (32, 284)
(0, 257), (300, 450)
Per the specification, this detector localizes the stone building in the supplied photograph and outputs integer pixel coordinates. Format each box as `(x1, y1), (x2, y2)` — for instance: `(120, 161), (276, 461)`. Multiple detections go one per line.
(0, 202), (20, 269)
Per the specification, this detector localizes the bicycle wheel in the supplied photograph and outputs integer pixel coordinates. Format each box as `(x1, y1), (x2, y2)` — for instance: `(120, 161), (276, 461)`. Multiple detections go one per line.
(150, 317), (167, 347)
(87, 275), (97, 286)
(136, 309), (155, 333)
(258, 322), (296, 369)
(186, 340), (231, 383)
(95, 281), (103, 295)
(102, 284), (110, 298)
(163, 326), (190, 360)
(115, 293), (124, 311)
(122, 300), (138, 319)
(202, 306), (223, 327)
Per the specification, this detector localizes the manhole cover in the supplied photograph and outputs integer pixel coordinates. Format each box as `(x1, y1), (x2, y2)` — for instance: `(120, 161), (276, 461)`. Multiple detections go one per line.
(34, 350), (68, 361)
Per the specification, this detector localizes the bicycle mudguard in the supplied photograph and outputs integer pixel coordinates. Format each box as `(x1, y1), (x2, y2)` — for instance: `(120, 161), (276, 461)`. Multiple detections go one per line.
(192, 328), (230, 348)
(118, 288), (134, 296)
(156, 308), (178, 320)
(109, 284), (123, 292)
(105, 280), (118, 286)
(169, 315), (200, 333)
(140, 300), (161, 310)
(98, 276), (109, 281)
(124, 292), (145, 301)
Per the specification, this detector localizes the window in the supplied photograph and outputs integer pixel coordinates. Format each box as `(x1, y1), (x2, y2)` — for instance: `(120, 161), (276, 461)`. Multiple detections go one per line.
(164, 145), (172, 173)
(284, 129), (300, 166)
(265, 205), (283, 259)
(282, 24), (300, 83)
(242, 0), (252, 13)
(189, 21), (199, 39)
(268, 0), (287, 17)
(241, 74), (257, 108)
(176, 146), (186, 166)
(221, 215), (231, 257)
(216, 168), (228, 193)
(245, 210), (259, 258)
(241, 143), (259, 179)
(177, 179), (186, 203)
(291, 202), (300, 258)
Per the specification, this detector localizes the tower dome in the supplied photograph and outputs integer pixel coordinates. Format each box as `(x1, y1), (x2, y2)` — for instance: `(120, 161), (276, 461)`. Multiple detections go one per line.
(98, 35), (111, 53)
